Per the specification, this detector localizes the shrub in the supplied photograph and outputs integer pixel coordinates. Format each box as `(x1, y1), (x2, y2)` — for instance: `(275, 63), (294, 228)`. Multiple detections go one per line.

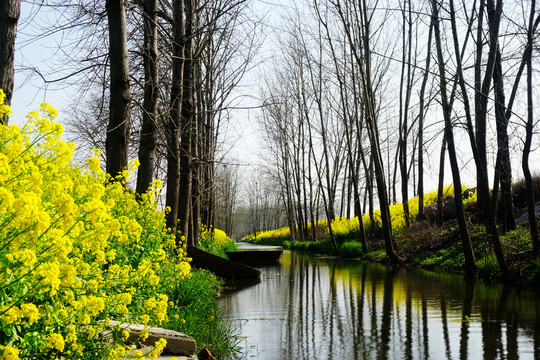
(340, 242), (364, 258)
(242, 226), (290, 245)
(477, 254), (501, 280)
(510, 175), (540, 210)
(199, 227), (237, 258)
(313, 240), (336, 255)
(290, 241), (312, 253)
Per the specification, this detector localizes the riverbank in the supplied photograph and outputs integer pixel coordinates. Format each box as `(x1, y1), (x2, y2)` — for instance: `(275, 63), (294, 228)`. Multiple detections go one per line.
(258, 221), (540, 287)
(245, 184), (540, 287)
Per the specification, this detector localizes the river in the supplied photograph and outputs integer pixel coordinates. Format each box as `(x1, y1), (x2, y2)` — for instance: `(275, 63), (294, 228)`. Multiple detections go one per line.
(218, 245), (540, 359)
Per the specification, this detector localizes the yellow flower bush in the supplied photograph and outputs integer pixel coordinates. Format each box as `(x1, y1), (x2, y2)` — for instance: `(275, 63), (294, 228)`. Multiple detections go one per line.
(199, 226), (236, 257)
(0, 98), (191, 359)
(242, 226), (291, 244)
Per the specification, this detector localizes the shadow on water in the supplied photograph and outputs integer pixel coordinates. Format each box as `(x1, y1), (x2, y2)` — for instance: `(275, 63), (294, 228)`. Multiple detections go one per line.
(218, 250), (540, 359)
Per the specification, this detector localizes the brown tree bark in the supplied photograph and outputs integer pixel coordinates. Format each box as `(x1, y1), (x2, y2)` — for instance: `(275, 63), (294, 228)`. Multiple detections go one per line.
(178, 0), (195, 245)
(105, 0), (132, 179)
(474, 0), (488, 212)
(136, 0), (159, 196)
(436, 135), (446, 227)
(398, 0), (414, 228)
(523, 1), (540, 255)
(417, 21), (434, 221)
(0, 0), (20, 124)
(165, 0), (184, 231)
(190, 56), (202, 247)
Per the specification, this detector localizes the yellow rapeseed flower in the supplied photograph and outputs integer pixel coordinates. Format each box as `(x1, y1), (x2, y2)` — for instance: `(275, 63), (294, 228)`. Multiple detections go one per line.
(46, 333), (65, 352)
(20, 303), (39, 325)
(0, 345), (19, 360)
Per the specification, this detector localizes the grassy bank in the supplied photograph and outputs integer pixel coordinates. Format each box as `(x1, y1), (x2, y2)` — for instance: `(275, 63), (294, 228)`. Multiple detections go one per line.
(0, 100), (239, 359)
(244, 184), (540, 287)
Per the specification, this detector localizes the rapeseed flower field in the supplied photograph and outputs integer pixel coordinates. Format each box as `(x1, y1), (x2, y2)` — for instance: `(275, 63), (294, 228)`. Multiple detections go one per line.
(245, 184), (475, 246)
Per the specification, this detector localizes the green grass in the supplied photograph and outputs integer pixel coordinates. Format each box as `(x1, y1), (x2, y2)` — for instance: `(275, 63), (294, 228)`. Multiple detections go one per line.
(418, 244), (465, 271)
(165, 270), (241, 359)
(340, 241), (365, 258)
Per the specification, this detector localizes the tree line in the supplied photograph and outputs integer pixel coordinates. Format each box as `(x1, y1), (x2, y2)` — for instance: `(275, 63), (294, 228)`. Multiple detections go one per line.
(250, 0), (539, 278)
(0, 0), (258, 247)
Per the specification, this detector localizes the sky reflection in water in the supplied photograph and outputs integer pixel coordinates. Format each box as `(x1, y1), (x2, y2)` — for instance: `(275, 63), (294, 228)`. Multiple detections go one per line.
(219, 250), (540, 359)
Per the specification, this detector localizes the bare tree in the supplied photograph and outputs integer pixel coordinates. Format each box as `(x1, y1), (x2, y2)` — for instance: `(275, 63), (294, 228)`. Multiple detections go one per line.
(0, 0), (21, 123)
(105, 0), (132, 178)
(136, 0), (159, 195)
(398, 0), (415, 228)
(431, 0), (476, 275)
(331, 0), (400, 262)
(317, 3), (368, 251)
(522, 0), (540, 255)
(417, 20), (434, 220)
(447, 0), (509, 277)
(165, 0), (184, 231)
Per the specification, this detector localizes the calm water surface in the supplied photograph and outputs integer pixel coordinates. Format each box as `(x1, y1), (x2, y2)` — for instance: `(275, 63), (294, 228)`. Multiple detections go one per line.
(218, 246), (540, 359)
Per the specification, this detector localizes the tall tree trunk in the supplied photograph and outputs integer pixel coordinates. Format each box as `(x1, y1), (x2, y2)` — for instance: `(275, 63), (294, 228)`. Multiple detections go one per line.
(136, 0), (159, 196)
(474, 0), (501, 231)
(202, 45), (215, 230)
(0, 0), (20, 124)
(492, 48), (515, 232)
(523, 1), (539, 255)
(360, 22), (399, 261)
(446, 0), (508, 277)
(468, 0), (510, 276)
(191, 56), (202, 247)
(105, 0), (132, 179)
(474, 0), (488, 212)
(178, 0), (195, 244)
(417, 21), (434, 221)
(301, 122), (311, 241)
(367, 114), (399, 261)
(165, 0), (184, 231)
(437, 135), (446, 226)
(399, 0), (413, 228)
(432, 0), (476, 275)
(491, 6), (539, 234)
(308, 146), (317, 241)
(368, 157), (376, 236)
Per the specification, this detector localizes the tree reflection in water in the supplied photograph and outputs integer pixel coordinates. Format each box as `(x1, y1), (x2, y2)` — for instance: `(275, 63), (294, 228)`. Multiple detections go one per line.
(219, 251), (540, 359)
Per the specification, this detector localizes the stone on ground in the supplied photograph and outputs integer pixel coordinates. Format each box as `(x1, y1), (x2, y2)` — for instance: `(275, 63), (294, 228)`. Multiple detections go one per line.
(110, 320), (197, 356)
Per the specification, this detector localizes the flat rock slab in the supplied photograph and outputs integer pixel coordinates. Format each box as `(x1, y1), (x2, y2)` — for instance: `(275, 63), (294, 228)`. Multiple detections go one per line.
(110, 320), (197, 356)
